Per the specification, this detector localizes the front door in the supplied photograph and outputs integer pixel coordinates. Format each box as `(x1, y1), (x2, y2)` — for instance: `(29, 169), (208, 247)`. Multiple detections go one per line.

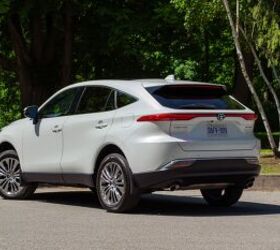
(22, 87), (80, 180)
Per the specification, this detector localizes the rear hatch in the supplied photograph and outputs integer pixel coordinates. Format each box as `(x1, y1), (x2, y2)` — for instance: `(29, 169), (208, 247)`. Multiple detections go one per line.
(143, 84), (258, 151)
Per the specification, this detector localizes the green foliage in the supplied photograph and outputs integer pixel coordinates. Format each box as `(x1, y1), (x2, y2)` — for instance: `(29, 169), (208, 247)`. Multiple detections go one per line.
(173, 59), (198, 80)
(171, 0), (235, 86)
(171, 0), (223, 29)
(0, 0), (10, 14)
(0, 0), (279, 134)
(256, 132), (280, 149)
(0, 73), (21, 128)
(250, 1), (280, 66)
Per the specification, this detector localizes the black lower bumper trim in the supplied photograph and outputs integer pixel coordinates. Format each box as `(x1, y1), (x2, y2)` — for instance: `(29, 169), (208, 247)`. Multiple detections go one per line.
(133, 159), (260, 191)
(22, 173), (94, 187)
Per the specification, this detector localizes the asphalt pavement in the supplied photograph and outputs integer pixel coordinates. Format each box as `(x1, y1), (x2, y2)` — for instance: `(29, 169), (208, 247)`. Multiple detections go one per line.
(0, 187), (280, 250)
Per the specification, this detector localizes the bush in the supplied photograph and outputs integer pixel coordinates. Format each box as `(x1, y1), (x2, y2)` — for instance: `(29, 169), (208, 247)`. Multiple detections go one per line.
(255, 132), (280, 149)
(0, 73), (21, 128)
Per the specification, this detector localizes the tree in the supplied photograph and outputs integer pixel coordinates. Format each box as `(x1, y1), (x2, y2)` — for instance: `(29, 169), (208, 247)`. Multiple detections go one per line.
(0, 0), (279, 152)
(240, 0), (280, 151)
(0, 0), (79, 108)
(0, 0), (191, 108)
(0, 71), (21, 128)
(240, 27), (280, 151)
(222, 0), (278, 156)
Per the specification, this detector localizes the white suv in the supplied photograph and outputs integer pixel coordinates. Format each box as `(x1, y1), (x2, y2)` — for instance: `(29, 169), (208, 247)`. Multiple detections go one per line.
(0, 79), (260, 212)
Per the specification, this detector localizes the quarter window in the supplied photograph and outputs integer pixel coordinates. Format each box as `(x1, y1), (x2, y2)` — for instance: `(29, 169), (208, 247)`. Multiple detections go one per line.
(117, 91), (137, 108)
(76, 87), (113, 114)
(39, 88), (78, 118)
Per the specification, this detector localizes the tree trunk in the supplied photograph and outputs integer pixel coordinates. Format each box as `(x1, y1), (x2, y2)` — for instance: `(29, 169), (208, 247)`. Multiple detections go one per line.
(60, 3), (73, 88)
(272, 66), (280, 150)
(233, 51), (253, 105)
(240, 27), (280, 155)
(17, 65), (33, 109)
(17, 63), (57, 108)
(222, 0), (278, 156)
(202, 29), (209, 82)
(7, 7), (74, 109)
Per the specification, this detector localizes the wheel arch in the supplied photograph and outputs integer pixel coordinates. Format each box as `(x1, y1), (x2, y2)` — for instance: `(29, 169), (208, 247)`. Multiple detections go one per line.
(94, 144), (126, 174)
(93, 143), (136, 194)
(0, 141), (17, 154)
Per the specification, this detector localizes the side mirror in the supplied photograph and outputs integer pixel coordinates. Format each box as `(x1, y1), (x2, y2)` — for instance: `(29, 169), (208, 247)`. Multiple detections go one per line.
(24, 105), (39, 124)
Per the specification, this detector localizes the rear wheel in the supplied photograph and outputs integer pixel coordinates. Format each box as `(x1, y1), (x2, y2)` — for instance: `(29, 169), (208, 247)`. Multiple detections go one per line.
(201, 187), (243, 207)
(0, 150), (37, 199)
(96, 153), (139, 212)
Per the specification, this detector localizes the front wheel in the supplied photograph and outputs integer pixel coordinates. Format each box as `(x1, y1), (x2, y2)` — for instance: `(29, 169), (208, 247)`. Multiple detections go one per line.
(201, 187), (243, 207)
(0, 150), (37, 199)
(96, 153), (139, 213)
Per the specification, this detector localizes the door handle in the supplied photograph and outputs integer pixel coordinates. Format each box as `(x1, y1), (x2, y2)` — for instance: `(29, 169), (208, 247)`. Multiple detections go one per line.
(95, 121), (108, 129)
(52, 125), (62, 133)
(52, 128), (62, 133)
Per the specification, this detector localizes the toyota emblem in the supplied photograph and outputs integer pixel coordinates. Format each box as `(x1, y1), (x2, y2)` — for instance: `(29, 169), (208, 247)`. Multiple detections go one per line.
(217, 113), (225, 121)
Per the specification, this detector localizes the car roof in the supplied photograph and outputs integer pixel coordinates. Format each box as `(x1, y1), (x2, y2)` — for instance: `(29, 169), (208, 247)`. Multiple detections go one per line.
(67, 79), (224, 89)
(40, 79), (226, 110)
(56, 79), (225, 103)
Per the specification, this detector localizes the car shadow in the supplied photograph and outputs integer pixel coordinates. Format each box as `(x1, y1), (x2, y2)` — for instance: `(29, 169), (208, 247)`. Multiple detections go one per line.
(30, 189), (280, 217)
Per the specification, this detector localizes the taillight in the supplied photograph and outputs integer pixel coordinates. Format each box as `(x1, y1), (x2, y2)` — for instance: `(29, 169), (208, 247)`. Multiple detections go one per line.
(229, 113), (258, 120)
(137, 113), (201, 121)
(137, 113), (257, 122)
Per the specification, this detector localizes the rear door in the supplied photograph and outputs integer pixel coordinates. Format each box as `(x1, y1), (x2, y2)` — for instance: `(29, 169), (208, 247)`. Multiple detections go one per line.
(61, 86), (116, 177)
(145, 84), (258, 151)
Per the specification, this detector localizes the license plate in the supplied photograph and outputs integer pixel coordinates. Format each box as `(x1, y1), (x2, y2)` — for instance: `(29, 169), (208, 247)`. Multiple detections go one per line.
(207, 123), (228, 137)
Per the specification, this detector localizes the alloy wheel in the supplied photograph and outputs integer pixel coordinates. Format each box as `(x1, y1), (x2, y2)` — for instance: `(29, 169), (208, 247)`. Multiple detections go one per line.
(0, 157), (23, 196)
(99, 161), (126, 207)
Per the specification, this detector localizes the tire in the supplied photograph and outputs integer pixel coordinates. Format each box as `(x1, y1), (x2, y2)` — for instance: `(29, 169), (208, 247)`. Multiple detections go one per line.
(0, 150), (37, 199)
(96, 153), (139, 213)
(201, 187), (243, 207)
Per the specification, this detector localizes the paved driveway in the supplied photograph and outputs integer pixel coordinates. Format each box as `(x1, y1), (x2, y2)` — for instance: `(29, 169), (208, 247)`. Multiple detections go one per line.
(0, 188), (280, 250)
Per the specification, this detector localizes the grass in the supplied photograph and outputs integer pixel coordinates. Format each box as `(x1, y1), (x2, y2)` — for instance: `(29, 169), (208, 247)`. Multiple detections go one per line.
(260, 149), (280, 175)
(261, 149), (273, 158)
(261, 165), (280, 175)
(260, 149), (273, 156)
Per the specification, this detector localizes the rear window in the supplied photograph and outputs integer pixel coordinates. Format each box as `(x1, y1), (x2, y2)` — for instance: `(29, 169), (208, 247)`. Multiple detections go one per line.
(145, 85), (245, 110)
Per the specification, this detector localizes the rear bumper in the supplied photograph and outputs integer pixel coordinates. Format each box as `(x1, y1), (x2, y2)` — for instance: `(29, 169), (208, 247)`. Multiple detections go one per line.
(133, 158), (261, 191)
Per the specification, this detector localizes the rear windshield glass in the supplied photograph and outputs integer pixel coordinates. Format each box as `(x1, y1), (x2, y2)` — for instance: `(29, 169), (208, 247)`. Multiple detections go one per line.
(145, 85), (245, 110)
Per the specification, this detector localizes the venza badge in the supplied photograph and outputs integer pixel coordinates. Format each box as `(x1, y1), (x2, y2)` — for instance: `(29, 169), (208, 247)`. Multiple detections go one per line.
(217, 113), (225, 121)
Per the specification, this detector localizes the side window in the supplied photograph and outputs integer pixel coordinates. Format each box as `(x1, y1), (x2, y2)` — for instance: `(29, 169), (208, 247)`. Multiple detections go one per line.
(39, 88), (78, 118)
(105, 90), (116, 111)
(117, 91), (137, 108)
(76, 87), (113, 114)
